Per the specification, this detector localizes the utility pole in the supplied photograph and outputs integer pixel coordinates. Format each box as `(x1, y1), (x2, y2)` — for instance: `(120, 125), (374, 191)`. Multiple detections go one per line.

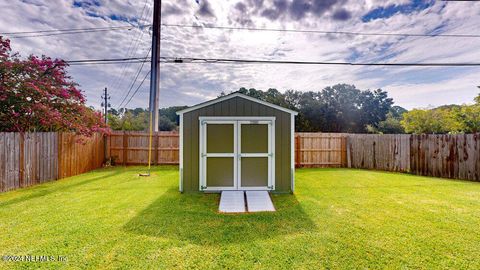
(101, 87), (111, 164)
(149, 0), (161, 132)
(101, 87), (111, 124)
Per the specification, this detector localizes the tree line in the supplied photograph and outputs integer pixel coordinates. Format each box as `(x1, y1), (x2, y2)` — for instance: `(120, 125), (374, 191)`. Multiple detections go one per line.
(108, 85), (479, 134)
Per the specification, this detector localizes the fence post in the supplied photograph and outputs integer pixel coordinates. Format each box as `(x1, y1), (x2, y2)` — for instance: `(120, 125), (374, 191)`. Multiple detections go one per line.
(346, 135), (351, 168)
(123, 132), (128, 166)
(295, 134), (300, 168)
(104, 133), (108, 164)
(57, 132), (62, 179)
(154, 133), (159, 165)
(341, 135), (347, 167)
(19, 132), (24, 188)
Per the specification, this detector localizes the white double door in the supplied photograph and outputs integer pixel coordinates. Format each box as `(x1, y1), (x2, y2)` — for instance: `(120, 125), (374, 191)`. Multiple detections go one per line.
(199, 117), (275, 191)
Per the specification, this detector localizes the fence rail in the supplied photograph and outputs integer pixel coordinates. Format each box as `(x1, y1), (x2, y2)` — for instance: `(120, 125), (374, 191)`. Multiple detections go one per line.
(2, 131), (480, 193)
(295, 133), (347, 168)
(107, 131), (179, 165)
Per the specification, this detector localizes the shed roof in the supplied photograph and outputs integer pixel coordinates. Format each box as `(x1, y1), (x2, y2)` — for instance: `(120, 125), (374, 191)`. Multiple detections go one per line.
(176, 93), (298, 115)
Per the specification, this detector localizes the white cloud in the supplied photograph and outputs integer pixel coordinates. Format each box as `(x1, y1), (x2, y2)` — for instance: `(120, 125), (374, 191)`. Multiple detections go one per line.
(0, 0), (479, 110)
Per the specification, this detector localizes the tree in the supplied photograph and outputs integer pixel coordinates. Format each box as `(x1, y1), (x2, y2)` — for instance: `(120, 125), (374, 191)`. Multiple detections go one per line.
(0, 36), (108, 136)
(401, 108), (462, 134)
(158, 115), (176, 131)
(159, 106), (188, 124)
(108, 109), (149, 131)
(368, 106), (407, 134)
(225, 85), (394, 133)
(455, 105), (480, 133)
(475, 86), (480, 104)
(108, 107), (182, 131)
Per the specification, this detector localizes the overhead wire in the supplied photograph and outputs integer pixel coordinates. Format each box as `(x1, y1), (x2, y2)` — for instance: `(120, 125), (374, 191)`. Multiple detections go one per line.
(116, 48), (152, 110)
(4, 23), (480, 38)
(122, 70), (151, 109)
(64, 56), (480, 67)
(108, 0), (151, 96)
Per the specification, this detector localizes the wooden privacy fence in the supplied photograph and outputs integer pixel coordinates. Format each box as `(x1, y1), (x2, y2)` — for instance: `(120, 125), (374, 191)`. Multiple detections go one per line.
(295, 133), (347, 168)
(347, 133), (480, 181)
(0, 132), (104, 193)
(410, 134), (480, 181)
(2, 131), (480, 193)
(107, 132), (347, 168)
(347, 134), (411, 172)
(107, 131), (179, 165)
(106, 132), (480, 182)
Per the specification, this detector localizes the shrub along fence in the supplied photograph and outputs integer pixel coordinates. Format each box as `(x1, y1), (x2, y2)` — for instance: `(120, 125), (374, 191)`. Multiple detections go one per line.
(1, 131), (479, 193)
(0, 132), (104, 193)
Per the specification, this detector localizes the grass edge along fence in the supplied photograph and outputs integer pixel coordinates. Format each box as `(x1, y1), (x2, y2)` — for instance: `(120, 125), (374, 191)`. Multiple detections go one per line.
(0, 132), (104, 193)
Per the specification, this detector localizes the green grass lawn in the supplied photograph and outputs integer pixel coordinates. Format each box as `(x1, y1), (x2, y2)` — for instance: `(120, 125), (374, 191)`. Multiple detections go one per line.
(1, 166), (480, 269)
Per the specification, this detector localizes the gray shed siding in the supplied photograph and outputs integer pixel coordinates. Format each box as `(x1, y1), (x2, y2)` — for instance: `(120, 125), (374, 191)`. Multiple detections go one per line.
(182, 96), (292, 192)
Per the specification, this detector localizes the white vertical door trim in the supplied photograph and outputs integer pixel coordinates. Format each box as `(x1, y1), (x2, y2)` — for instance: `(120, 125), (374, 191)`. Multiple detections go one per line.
(200, 120), (237, 191)
(271, 119), (276, 191)
(179, 114), (183, 192)
(291, 114), (295, 193)
(238, 120), (275, 191)
(233, 121), (238, 190)
(198, 119), (205, 191)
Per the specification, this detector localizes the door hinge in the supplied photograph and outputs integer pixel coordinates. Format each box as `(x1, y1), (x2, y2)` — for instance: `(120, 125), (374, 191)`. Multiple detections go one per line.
(201, 185), (207, 190)
(268, 185), (274, 190)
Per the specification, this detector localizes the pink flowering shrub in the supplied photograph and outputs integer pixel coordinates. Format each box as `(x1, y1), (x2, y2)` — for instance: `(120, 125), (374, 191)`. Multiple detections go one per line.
(0, 36), (109, 137)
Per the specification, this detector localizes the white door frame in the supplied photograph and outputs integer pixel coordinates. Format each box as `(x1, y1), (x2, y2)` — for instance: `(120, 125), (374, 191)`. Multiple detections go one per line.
(199, 117), (275, 192)
(199, 120), (238, 191)
(238, 120), (275, 191)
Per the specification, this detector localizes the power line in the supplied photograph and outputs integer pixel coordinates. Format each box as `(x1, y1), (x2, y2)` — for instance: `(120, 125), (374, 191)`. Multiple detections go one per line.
(122, 70), (151, 109)
(116, 48), (152, 109)
(109, 0), (151, 95)
(63, 56), (480, 67)
(66, 57), (146, 65)
(5, 23), (480, 39)
(6, 28), (138, 39)
(1, 25), (140, 35)
(162, 57), (480, 66)
(161, 23), (480, 38)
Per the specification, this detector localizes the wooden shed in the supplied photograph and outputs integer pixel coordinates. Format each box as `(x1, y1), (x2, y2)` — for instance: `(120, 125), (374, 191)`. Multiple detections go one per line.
(176, 93), (298, 193)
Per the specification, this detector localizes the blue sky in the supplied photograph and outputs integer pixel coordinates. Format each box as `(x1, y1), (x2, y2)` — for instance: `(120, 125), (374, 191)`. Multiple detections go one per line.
(1, 0), (479, 110)
(362, 0), (435, 22)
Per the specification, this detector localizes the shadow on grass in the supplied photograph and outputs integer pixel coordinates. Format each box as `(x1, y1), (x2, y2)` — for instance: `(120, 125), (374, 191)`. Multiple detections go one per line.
(0, 170), (123, 207)
(124, 187), (316, 245)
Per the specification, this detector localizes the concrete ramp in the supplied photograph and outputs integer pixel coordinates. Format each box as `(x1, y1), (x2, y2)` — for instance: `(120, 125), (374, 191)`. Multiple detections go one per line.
(219, 191), (246, 213)
(245, 191), (275, 212)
